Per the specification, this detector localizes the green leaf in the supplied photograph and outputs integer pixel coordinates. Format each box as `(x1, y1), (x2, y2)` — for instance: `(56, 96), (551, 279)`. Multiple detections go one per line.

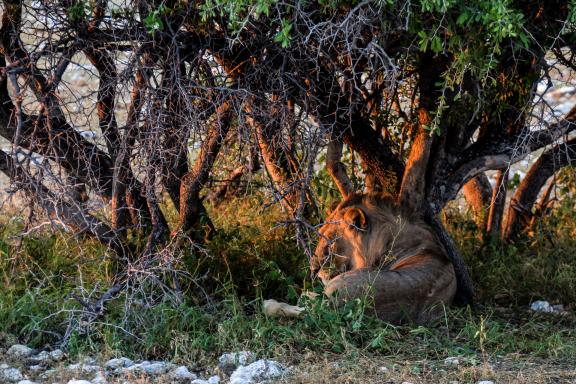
(456, 11), (469, 26)
(274, 19), (293, 48)
(419, 38), (429, 52)
(144, 10), (164, 33)
(431, 36), (442, 53)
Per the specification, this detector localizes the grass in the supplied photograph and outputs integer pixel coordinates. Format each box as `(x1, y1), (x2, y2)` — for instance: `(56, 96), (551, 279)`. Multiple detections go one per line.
(0, 194), (575, 382)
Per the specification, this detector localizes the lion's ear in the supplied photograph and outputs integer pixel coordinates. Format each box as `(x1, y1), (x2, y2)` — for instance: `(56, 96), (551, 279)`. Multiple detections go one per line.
(344, 207), (368, 231)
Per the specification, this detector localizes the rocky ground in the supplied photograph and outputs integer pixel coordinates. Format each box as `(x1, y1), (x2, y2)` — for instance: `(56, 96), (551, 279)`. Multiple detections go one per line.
(1, 342), (574, 384)
(0, 347), (286, 384)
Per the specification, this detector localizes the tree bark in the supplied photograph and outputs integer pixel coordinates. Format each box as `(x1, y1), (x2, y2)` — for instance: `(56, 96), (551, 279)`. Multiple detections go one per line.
(486, 169), (509, 239)
(424, 207), (475, 306)
(398, 108), (433, 209)
(326, 138), (354, 198)
(462, 174), (492, 229)
(177, 101), (232, 238)
(343, 115), (404, 194)
(503, 138), (576, 239)
(246, 100), (301, 214)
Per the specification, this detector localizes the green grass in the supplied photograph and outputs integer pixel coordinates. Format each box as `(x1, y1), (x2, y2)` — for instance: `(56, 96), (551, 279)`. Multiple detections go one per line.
(0, 195), (575, 368)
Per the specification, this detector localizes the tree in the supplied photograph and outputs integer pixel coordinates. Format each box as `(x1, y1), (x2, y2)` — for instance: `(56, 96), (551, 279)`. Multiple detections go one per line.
(1, 0), (575, 320)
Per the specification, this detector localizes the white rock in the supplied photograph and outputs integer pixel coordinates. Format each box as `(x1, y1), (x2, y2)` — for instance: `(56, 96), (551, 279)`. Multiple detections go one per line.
(104, 357), (134, 370)
(67, 362), (101, 374)
(142, 361), (174, 375)
(49, 349), (65, 361)
(378, 366), (388, 373)
(28, 365), (44, 373)
(39, 368), (57, 380)
(444, 357), (460, 366)
(191, 377), (219, 384)
(1, 367), (24, 382)
(208, 376), (220, 384)
(7, 345), (34, 358)
(125, 361), (146, 375)
(477, 381), (495, 384)
(169, 366), (197, 381)
(0, 364), (9, 369)
(16, 380), (38, 384)
(401, 382), (414, 384)
(218, 351), (256, 375)
(125, 361), (173, 376)
(29, 351), (50, 363)
(67, 380), (93, 384)
(530, 300), (554, 313)
(229, 360), (284, 384)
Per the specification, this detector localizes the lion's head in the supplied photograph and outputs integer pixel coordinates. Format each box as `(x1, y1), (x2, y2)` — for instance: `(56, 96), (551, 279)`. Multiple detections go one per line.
(311, 193), (444, 284)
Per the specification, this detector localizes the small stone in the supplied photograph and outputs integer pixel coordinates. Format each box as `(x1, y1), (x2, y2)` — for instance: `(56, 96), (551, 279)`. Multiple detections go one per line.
(207, 376), (220, 384)
(105, 358), (134, 370)
(1, 367), (24, 382)
(39, 368), (57, 380)
(229, 360), (284, 384)
(16, 381), (38, 384)
(142, 361), (174, 375)
(0, 363), (9, 369)
(49, 349), (65, 361)
(29, 351), (50, 363)
(67, 362), (101, 374)
(378, 366), (389, 373)
(530, 300), (554, 313)
(218, 351), (256, 375)
(444, 357), (460, 366)
(125, 361), (174, 376)
(169, 366), (197, 381)
(401, 382), (414, 384)
(477, 381), (495, 384)
(7, 345), (34, 358)
(125, 361), (146, 375)
(67, 380), (93, 384)
(28, 365), (45, 373)
(191, 380), (210, 384)
(552, 304), (565, 312)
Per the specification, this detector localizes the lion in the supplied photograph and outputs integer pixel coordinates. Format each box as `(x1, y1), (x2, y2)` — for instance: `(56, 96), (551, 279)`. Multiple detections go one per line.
(311, 193), (456, 324)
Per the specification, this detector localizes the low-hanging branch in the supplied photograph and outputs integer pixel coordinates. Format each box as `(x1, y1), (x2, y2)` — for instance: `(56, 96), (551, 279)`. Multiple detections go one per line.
(0, 151), (129, 259)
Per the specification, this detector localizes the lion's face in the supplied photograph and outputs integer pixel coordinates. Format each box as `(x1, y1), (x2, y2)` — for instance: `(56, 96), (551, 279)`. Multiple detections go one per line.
(311, 205), (369, 284)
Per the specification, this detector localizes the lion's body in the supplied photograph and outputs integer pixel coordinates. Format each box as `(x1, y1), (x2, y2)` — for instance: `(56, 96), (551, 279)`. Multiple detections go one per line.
(312, 193), (456, 324)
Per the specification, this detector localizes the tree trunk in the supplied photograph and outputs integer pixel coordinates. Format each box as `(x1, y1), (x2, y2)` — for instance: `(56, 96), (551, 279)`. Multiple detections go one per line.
(486, 169), (509, 239)
(503, 138), (576, 239)
(462, 173), (492, 229)
(246, 100), (301, 214)
(177, 101), (232, 238)
(398, 108), (434, 209)
(424, 207), (475, 306)
(343, 115), (404, 193)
